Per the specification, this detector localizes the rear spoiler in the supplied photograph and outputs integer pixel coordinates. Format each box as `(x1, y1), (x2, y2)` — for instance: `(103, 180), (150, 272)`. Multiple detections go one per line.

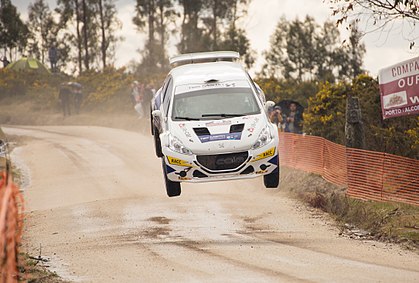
(169, 51), (240, 66)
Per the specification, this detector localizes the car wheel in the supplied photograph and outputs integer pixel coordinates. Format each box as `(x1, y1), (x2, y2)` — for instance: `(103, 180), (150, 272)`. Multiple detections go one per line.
(162, 158), (181, 197)
(150, 107), (154, 135)
(153, 127), (163, 158)
(263, 166), (280, 188)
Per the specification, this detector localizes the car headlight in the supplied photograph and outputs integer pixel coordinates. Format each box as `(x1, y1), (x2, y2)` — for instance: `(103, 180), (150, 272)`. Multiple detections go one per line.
(252, 126), (272, 149)
(168, 134), (193, 155)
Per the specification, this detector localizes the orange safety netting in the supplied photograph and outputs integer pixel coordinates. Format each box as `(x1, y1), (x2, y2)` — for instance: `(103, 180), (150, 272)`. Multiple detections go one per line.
(0, 171), (23, 283)
(278, 132), (419, 206)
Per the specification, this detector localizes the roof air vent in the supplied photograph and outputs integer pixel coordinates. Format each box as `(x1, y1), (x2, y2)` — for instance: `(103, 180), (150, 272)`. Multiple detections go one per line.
(204, 79), (219, 84)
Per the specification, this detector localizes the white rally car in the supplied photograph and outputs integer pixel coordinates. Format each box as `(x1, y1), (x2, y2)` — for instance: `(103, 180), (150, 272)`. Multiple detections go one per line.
(151, 51), (280, 197)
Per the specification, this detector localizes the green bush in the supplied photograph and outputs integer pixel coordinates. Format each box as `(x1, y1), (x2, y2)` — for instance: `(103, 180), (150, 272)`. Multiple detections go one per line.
(303, 74), (419, 159)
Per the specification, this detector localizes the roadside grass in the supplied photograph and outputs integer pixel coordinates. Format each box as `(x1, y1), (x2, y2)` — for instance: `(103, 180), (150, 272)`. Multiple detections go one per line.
(18, 253), (67, 283)
(280, 167), (419, 250)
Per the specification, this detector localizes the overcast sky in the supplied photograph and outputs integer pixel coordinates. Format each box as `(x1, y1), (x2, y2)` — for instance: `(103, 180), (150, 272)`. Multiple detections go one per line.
(12, 0), (419, 76)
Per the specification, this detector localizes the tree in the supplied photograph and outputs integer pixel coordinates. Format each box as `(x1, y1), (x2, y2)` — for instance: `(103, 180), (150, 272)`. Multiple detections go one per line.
(285, 16), (318, 81)
(0, 0), (29, 59)
(176, 0), (206, 53)
(328, 0), (418, 48)
(313, 21), (341, 82)
(27, 0), (57, 64)
(255, 76), (318, 107)
(96, 0), (121, 68)
(338, 23), (366, 80)
(81, 0), (98, 71)
(219, 27), (254, 68)
(133, 0), (174, 70)
(218, 0), (254, 68)
(262, 16), (288, 79)
(201, 0), (235, 50)
(56, 0), (105, 72)
(177, 0), (253, 60)
(262, 16), (366, 82)
(56, 0), (85, 72)
(264, 16), (323, 81)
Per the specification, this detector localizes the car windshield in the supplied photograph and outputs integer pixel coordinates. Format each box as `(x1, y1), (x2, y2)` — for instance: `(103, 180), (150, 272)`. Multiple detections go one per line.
(171, 87), (260, 120)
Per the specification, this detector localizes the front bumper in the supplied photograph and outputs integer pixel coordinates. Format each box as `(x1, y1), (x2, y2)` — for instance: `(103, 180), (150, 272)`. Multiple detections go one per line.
(161, 140), (279, 183)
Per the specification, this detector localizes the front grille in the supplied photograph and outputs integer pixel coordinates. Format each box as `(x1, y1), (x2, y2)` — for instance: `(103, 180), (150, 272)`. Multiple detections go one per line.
(197, 151), (249, 171)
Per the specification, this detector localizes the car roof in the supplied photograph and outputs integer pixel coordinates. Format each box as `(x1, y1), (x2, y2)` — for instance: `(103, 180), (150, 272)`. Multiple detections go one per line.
(169, 61), (249, 87)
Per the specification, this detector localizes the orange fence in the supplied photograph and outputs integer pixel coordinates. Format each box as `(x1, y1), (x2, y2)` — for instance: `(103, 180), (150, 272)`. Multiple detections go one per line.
(0, 172), (23, 283)
(278, 132), (419, 206)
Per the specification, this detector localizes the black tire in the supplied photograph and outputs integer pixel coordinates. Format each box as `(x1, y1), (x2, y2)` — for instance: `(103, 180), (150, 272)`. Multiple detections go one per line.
(150, 106), (154, 135)
(264, 166), (280, 188)
(153, 127), (163, 158)
(162, 158), (181, 197)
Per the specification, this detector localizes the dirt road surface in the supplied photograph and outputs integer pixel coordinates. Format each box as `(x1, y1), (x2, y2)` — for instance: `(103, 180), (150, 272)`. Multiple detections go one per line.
(4, 125), (419, 282)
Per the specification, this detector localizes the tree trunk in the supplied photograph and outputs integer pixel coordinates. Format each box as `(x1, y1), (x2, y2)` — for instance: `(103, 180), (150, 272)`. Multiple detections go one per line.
(75, 0), (83, 73)
(98, 0), (106, 68)
(212, 0), (217, 50)
(180, 7), (187, 53)
(82, 0), (90, 70)
(148, 0), (155, 63)
(40, 8), (44, 64)
(159, 1), (165, 60)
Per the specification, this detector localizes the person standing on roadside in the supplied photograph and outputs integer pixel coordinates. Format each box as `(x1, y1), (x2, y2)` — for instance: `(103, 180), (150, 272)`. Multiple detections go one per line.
(2, 56), (10, 68)
(48, 46), (58, 72)
(72, 83), (83, 114)
(59, 83), (71, 117)
(270, 106), (285, 131)
(130, 81), (140, 106)
(133, 82), (145, 118)
(143, 83), (155, 117)
(284, 102), (303, 134)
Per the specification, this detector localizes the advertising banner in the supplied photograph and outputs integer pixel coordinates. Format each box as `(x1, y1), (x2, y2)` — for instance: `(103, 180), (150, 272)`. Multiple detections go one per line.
(378, 56), (419, 119)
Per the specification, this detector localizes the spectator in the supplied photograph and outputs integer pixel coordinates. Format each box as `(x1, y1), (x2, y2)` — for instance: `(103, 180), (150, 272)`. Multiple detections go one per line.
(284, 102), (303, 134)
(133, 82), (145, 118)
(2, 56), (10, 68)
(143, 83), (155, 117)
(59, 83), (71, 117)
(72, 83), (83, 114)
(48, 46), (58, 72)
(270, 106), (285, 131)
(131, 81), (140, 106)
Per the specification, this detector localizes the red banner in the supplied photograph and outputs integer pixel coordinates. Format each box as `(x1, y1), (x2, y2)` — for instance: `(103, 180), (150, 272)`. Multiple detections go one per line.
(378, 56), (419, 119)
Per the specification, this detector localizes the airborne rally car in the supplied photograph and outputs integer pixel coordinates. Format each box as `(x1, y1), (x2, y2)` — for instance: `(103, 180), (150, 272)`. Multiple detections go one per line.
(151, 51), (280, 197)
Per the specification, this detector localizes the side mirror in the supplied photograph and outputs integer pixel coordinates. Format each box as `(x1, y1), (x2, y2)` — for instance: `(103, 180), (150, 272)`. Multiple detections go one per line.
(265, 101), (275, 113)
(152, 109), (162, 120)
(152, 109), (163, 132)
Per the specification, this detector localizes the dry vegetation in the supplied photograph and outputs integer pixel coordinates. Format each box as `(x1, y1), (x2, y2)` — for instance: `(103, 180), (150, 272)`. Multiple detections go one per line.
(280, 167), (419, 250)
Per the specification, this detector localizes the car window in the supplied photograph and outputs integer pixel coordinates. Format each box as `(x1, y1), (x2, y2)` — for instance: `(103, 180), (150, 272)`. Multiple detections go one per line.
(246, 72), (265, 104)
(161, 77), (170, 102)
(163, 78), (173, 116)
(172, 87), (260, 120)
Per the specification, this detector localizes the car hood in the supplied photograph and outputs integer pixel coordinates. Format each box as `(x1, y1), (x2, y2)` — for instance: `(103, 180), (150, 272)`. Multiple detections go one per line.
(168, 114), (268, 155)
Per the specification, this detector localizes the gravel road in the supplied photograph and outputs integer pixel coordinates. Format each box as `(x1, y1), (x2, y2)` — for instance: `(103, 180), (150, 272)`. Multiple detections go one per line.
(4, 125), (419, 283)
